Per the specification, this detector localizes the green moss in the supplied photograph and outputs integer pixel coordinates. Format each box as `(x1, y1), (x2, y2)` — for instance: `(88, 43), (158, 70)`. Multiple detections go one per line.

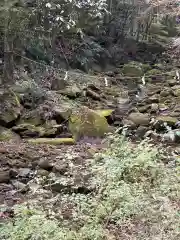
(69, 107), (111, 140)
(122, 62), (143, 77)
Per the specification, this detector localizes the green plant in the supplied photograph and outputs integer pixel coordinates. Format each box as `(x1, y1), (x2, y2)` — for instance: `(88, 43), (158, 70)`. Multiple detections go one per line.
(0, 135), (179, 239)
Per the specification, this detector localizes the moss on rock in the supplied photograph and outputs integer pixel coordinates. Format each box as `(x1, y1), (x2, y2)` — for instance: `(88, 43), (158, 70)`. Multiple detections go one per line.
(69, 107), (111, 140)
(122, 62), (143, 77)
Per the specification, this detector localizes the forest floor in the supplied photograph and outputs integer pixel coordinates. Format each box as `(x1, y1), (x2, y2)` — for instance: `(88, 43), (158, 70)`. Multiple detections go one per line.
(0, 65), (180, 239)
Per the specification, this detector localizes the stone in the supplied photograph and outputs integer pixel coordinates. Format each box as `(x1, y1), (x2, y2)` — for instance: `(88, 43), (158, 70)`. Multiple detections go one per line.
(170, 112), (180, 117)
(148, 94), (159, 103)
(69, 107), (111, 140)
(136, 126), (149, 138)
(168, 79), (177, 86)
(38, 158), (53, 171)
(36, 169), (49, 177)
(19, 109), (44, 126)
(146, 69), (163, 81)
(0, 171), (10, 183)
(151, 103), (159, 113)
(122, 119), (136, 129)
(128, 112), (150, 126)
(160, 88), (172, 97)
(53, 162), (68, 174)
(11, 180), (28, 192)
(53, 104), (72, 122)
(122, 62), (143, 77)
(138, 105), (150, 113)
(58, 84), (81, 98)
(156, 116), (178, 126)
(0, 89), (21, 126)
(12, 123), (45, 138)
(18, 168), (32, 178)
(173, 88), (180, 97)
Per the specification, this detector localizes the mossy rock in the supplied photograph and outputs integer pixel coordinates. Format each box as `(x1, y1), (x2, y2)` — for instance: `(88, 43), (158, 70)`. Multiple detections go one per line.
(0, 127), (18, 141)
(122, 62), (143, 77)
(156, 116), (178, 126)
(95, 109), (114, 117)
(69, 107), (111, 140)
(58, 84), (81, 98)
(146, 69), (163, 81)
(12, 123), (45, 137)
(0, 89), (21, 125)
(19, 110), (44, 126)
(42, 120), (62, 137)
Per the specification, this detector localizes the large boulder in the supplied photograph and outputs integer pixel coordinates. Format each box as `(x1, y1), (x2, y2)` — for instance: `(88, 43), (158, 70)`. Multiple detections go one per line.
(0, 89), (21, 126)
(127, 112), (150, 126)
(69, 107), (111, 140)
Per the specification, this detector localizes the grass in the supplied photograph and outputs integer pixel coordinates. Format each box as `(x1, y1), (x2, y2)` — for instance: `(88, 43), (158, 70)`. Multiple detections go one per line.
(0, 135), (179, 239)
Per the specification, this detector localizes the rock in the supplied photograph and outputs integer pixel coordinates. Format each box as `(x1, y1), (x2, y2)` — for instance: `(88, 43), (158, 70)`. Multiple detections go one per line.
(69, 107), (111, 140)
(148, 94), (159, 103)
(38, 158), (53, 171)
(51, 78), (68, 90)
(136, 126), (149, 138)
(122, 62), (143, 77)
(86, 89), (101, 100)
(146, 83), (161, 96)
(128, 112), (150, 126)
(160, 88), (172, 97)
(0, 89), (21, 126)
(168, 79), (177, 86)
(170, 112), (180, 117)
(173, 88), (180, 97)
(19, 109), (44, 126)
(42, 120), (62, 137)
(151, 103), (159, 113)
(146, 69), (163, 81)
(11, 180), (28, 192)
(58, 84), (81, 98)
(53, 104), (72, 122)
(156, 116), (178, 126)
(0, 171), (10, 183)
(138, 105), (150, 113)
(18, 168), (32, 178)
(162, 130), (180, 143)
(12, 78), (47, 107)
(36, 169), (49, 177)
(12, 123), (45, 138)
(53, 162), (68, 174)
(0, 127), (19, 141)
(28, 138), (75, 145)
(159, 104), (168, 111)
(122, 119), (136, 129)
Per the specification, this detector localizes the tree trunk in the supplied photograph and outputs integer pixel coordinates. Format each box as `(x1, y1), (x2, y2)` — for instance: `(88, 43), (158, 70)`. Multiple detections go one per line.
(3, 6), (14, 85)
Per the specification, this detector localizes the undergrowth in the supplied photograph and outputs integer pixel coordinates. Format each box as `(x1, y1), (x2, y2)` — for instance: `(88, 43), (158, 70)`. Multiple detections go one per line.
(0, 135), (179, 240)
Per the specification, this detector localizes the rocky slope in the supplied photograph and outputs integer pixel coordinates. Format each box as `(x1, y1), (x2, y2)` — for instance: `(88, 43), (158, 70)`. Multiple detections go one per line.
(0, 61), (180, 206)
